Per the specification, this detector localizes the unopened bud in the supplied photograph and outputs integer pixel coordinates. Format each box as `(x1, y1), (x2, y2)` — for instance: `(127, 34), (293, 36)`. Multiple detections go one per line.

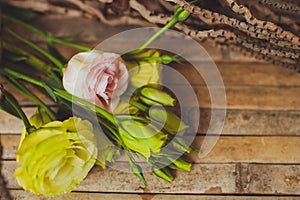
(149, 107), (188, 135)
(160, 55), (174, 64)
(169, 158), (191, 171)
(152, 166), (174, 182)
(139, 86), (175, 106)
(174, 6), (190, 22)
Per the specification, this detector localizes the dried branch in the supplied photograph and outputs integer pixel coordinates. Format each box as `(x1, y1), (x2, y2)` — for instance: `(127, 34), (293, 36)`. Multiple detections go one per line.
(2, 0), (300, 71)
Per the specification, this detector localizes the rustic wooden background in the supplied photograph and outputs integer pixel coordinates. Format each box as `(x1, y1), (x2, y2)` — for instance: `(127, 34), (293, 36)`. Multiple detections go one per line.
(1, 15), (300, 199)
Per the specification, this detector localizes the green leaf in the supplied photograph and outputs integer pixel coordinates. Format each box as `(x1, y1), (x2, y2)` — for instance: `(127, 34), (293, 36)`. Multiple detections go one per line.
(44, 84), (57, 102)
(0, 98), (21, 119)
(125, 152), (148, 186)
(152, 166), (174, 182)
(47, 42), (67, 64)
(3, 52), (28, 63)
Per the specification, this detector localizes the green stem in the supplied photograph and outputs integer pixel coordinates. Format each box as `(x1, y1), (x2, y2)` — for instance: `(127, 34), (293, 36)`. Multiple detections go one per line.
(3, 41), (62, 85)
(4, 27), (64, 71)
(54, 89), (116, 126)
(2, 68), (116, 125)
(50, 38), (92, 51)
(4, 91), (33, 132)
(2, 76), (56, 120)
(131, 18), (178, 54)
(3, 15), (91, 51)
(2, 68), (45, 88)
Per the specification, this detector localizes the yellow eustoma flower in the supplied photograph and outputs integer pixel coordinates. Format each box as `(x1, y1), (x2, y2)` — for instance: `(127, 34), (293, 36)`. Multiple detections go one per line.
(14, 117), (97, 196)
(126, 50), (161, 88)
(18, 110), (52, 151)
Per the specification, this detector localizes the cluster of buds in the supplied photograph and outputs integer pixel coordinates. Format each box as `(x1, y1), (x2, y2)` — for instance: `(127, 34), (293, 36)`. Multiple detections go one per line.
(117, 85), (193, 182)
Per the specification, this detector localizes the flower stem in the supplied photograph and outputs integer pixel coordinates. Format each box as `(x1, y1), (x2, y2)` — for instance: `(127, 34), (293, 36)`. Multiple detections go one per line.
(3, 90), (33, 132)
(3, 41), (62, 85)
(54, 89), (116, 126)
(1, 68), (116, 126)
(4, 27), (64, 72)
(131, 18), (178, 54)
(2, 76), (56, 120)
(3, 15), (92, 51)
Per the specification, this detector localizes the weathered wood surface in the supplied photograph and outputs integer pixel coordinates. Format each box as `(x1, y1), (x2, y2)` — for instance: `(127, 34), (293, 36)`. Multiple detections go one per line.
(2, 134), (300, 164)
(2, 161), (300, 195)
(2, 107), (300, 136)
(1, 15), (300, 199)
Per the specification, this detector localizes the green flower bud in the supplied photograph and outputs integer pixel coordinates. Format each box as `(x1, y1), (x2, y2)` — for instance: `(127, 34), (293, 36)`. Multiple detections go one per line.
(14, 117), (97, 196)
(160, 55), (174, 64)
(119, 120), (168, 159)
(169, 158), (192, 171)
(152, 166), (174, 182)
(139, 86), (175, 106)
(126, 50), (161, 88)
(149, 107), (188, 135)
(174, 6), (190, 22)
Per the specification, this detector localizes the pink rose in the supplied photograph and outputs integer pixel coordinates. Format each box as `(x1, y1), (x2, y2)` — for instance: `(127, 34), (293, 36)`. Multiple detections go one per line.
(63, 50), (128, 112)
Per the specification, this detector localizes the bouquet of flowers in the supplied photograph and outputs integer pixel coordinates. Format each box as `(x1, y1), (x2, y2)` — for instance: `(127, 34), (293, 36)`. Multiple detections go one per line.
(0, 3), (196, 196)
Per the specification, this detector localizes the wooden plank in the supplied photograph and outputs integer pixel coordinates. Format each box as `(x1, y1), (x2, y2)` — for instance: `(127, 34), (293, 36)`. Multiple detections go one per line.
(3, 161), (300, 195)
(179, 86), (300, 110)
(8, 190), (300, 200)
(2, 134), (300, 164)
(2, 161), (237, 194)
(4, 82), (300, 110)
(166, 62), (300, 87)
(7, 86), (300, 110)
(0, 108), (36, 134)
(191, 136), (300, 164)
(196, 109), (300, 136)
(240, 164), (300, 195)
(2, 108), (300, 136)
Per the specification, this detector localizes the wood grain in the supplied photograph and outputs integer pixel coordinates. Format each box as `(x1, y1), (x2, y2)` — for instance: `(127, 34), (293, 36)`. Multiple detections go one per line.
(2, 134), (300, 164)
(2, 161), (300, 195)
(2, 108), (300, 136)
(2, 161), (237, 194)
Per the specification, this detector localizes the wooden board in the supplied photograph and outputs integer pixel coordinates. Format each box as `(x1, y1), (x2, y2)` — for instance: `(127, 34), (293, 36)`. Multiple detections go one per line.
(1, 15), (299, 199)
(2, 134), (300, 164)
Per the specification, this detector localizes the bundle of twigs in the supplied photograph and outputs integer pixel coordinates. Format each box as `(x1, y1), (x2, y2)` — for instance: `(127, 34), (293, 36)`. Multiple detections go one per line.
(1, 0), (300, 69)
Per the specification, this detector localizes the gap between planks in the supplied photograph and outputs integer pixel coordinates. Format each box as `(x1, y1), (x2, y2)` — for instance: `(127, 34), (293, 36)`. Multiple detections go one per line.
(7, 190), (300, 200)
